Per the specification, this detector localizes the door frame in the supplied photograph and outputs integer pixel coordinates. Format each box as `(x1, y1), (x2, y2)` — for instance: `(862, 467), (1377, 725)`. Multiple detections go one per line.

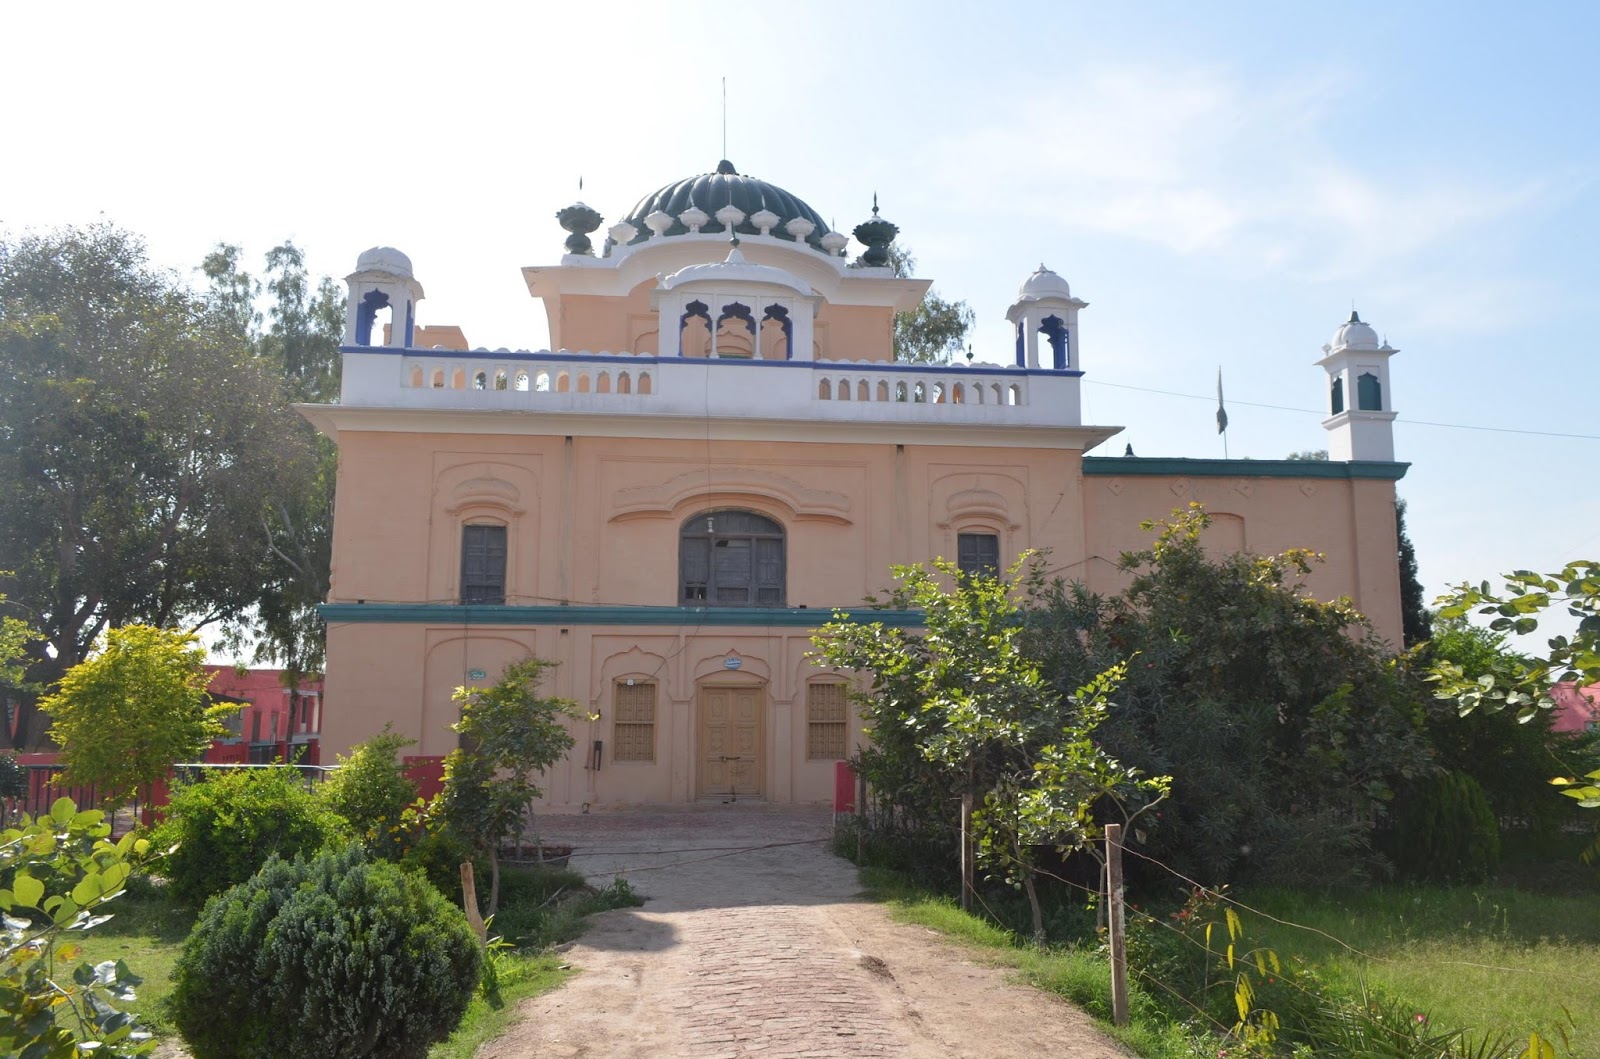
(694, 680), (767, 800)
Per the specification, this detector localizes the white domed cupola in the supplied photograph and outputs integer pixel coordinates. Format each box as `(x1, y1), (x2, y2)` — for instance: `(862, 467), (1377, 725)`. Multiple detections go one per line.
(345, 246), (425, 347)
(1317, 310), (1399, 461)
(1005, 264), (1088, 371)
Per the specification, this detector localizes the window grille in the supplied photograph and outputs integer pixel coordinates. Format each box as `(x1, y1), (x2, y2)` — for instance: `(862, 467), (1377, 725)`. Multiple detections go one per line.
(807, 682), (848, 760)
(613, 682), (657, 762)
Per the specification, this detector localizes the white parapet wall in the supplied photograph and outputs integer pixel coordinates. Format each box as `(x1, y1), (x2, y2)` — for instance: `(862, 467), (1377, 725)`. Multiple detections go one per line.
(340, 347), (1085, 429)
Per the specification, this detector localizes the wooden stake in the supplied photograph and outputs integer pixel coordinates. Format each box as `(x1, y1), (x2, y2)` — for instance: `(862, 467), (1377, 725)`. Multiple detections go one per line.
(1105, 824), (1129, 1026)
(959, 792), (974, 913)
(856, 771), (867, 863)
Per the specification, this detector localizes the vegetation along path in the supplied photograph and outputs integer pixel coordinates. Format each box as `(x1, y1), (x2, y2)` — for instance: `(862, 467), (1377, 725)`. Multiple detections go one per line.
(482, 804), (1124, 1059)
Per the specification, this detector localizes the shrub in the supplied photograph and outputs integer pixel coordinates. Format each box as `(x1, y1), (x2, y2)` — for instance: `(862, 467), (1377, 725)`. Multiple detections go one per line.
(318, 725), (417, 859)
(170, 843), (481, 1059)
(1387, 770), (1500, 884)
(150, 766), (345, 903)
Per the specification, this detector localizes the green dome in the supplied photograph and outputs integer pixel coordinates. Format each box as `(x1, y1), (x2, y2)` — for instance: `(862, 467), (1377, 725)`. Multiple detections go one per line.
(611, 160), (833, 251)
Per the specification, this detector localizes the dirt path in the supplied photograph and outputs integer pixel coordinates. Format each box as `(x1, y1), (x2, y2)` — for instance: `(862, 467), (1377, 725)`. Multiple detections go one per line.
(482, 805), (1126, 1059)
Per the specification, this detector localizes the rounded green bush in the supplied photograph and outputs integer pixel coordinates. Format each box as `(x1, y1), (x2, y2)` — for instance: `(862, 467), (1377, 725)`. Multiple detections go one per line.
(170, 843), (482, 1059)
(150, 765), (346, 903)
(1389, 769), (1501, 883)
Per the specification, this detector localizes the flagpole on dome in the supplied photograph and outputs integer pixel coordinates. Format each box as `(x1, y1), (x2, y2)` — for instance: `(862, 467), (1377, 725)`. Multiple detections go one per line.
(1216, 367), (1230, 459)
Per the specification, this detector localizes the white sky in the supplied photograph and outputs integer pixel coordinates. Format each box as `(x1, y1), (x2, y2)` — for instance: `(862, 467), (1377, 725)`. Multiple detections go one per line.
(4, 0), (1597, 654)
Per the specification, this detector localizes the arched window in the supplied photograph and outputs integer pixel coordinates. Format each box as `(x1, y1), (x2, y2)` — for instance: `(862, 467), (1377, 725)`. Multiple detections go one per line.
(1330, 376), (1344, 415)
(1357, 372), (1382, 411)
(1039, 315), (1069, 370)
(680, 510), (785, 606)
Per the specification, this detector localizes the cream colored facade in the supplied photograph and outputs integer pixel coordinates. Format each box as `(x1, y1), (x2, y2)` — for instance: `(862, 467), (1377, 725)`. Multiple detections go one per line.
(300, 163), (1407, 806)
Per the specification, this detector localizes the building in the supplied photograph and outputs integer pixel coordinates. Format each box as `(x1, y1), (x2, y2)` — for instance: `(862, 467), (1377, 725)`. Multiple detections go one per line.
(203, 666), (324, 763)
(298, 160), (1408, 806)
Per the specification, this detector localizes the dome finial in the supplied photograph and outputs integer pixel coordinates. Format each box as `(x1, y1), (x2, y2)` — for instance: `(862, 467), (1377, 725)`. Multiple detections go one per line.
(716, 159), (737, 175)
(1349, 308), (1362, 324)
(872, 192), (880, 217)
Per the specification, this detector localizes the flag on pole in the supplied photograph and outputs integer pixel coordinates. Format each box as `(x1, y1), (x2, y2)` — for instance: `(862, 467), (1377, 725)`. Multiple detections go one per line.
(1216, 368), (1229, 434)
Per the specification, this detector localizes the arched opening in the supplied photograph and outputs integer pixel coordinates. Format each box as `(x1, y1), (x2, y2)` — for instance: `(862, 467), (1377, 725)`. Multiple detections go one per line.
(430, 369), (445, 389)
(1014, 320), (1026, 367)
(974, 383), (985, 404)
(1008, 384), (1021, 405)
(680, 300), (711, 358)
(716, 302), (755, 359)
(952, 382), (965, 404)
(355, 290), (391, 346)
(913, 381), (926, 403)
(1357, 372), (1382, 411)
(760, 304), (793, 360)
(618, 371), (632, 394)
(837, 378), (851, 401)
(1330, 376), (1344, 415)
(597, 371), (611, 394)
(533, 370), (550, 392)
(494, 369), (509, 391)
(450, 368), (466, 390)
(877, 380), (889, 402)
(639, 372), (653, 395)
(1038, 315), (1069, 370)
(932, 382), (946, 404)
(680, 510), (785, 606)
(895, 380), (909, 402)
(557, 371), (571, 393)
(409, 366), (424, 388)
(473, 371), (487, 390)
(576, 372), (591, 393)
(514, 369), (530, 391)
(818, 378), (832, 400)
(857, 380), (870, 402)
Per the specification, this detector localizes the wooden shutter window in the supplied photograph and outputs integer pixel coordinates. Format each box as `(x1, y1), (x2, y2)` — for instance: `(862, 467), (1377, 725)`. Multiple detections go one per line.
(957, 532), (1000, 577)
(806, 682), (848, 760)
(679, 511), (785, 606)
(613, 682), (657, 762)
(461, 525), (507, 604)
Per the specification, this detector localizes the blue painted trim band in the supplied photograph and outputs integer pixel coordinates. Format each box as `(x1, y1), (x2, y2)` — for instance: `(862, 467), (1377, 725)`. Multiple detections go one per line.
(1082, 457), (1409, 480)
(342, 346), (1085, 378)
(319, 602), (926, 627)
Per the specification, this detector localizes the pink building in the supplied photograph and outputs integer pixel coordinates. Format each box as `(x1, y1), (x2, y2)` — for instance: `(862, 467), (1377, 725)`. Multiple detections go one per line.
(203, 666), (323, 764)
(1551, 682), (1600, 734)
(299, 161), (1409, 806)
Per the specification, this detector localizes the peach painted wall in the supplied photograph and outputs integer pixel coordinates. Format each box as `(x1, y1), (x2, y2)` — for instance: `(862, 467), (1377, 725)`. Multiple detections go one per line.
(1081, 472), (1403, 647)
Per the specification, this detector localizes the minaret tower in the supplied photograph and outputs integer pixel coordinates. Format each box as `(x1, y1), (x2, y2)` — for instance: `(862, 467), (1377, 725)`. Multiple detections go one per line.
(1318, 310), (1398, 461)
(1005, 265), (1087, 371)
(344, 246), (425, 348)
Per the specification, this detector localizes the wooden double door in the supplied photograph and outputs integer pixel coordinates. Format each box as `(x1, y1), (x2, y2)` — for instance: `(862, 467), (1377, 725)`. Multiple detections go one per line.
(697, 685), (764, 799)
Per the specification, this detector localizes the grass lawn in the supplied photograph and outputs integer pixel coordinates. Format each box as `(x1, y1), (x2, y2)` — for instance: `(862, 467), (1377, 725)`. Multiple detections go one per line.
(1238, 883), (1600, 1054)
(855, 847), (1600, 1059)
(68, 864), (634, 1057)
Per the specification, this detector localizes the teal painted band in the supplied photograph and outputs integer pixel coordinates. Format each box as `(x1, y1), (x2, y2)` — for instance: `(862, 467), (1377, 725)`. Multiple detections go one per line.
(319, 603), (926, 628)
(1081, 457), (1409, 481)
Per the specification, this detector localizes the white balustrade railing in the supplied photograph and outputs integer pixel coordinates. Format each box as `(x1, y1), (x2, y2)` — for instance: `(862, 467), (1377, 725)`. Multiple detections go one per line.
(339, 348), (1082, 427)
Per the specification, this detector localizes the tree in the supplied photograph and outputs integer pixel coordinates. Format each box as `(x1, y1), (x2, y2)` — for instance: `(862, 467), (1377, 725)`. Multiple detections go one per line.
(201, 242), (343, 686)
(1428, 559), (1600, 810)
(1025, 505), (1432, 885)
(887, 245), (975, 364)
(438, 657), (581, 915)
(1285, 449), (1330, 461)
(39, 624), (232, 807)
(1396, 498), (1432, 649)
(0, 225), (315, 747)
(812, 555), (1166, 941)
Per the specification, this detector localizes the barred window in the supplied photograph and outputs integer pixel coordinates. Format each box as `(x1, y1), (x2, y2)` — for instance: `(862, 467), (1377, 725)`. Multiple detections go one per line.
(957, 532), (1000, 577)
(613, 681), (657, 762)
(806, 682), (849, 760)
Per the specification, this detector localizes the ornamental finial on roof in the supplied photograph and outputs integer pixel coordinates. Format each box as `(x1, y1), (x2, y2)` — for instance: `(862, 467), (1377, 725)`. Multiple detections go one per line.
(872, 192), (880, 217)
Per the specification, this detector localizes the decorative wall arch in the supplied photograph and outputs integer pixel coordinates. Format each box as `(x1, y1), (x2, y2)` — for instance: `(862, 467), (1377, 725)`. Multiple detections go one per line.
(608, 466), (853, 524)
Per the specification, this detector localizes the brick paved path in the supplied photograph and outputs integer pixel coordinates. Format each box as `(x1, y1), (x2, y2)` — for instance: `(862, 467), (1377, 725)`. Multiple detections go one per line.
(480, 804), (1126, 1059)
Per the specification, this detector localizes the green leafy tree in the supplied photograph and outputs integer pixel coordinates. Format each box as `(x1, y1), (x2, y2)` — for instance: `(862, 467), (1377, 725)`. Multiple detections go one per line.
(887, 245), (975, 364)
(1396, 498), (1432, 649)
(40, 625), (233, 808)
(812, 555), (1166, 941)
(318, 724), (419, 859)
(1025, 505), (1432, 885)
(439, 658), (581, 915)
(1, 797), (155, 1058)
(201, 242), (343, 687)
(0, 224), (315, 747)
(1428, 559), (1600, 811)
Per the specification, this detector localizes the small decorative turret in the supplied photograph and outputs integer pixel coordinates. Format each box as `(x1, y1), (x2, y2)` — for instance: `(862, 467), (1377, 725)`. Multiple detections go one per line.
(1004, 264), (1087, 370)
(1317, 310), (1399, 461)
(852, 195), (899, 268)
(344, 246), (424, 347)
(556, 202), (603, 256)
